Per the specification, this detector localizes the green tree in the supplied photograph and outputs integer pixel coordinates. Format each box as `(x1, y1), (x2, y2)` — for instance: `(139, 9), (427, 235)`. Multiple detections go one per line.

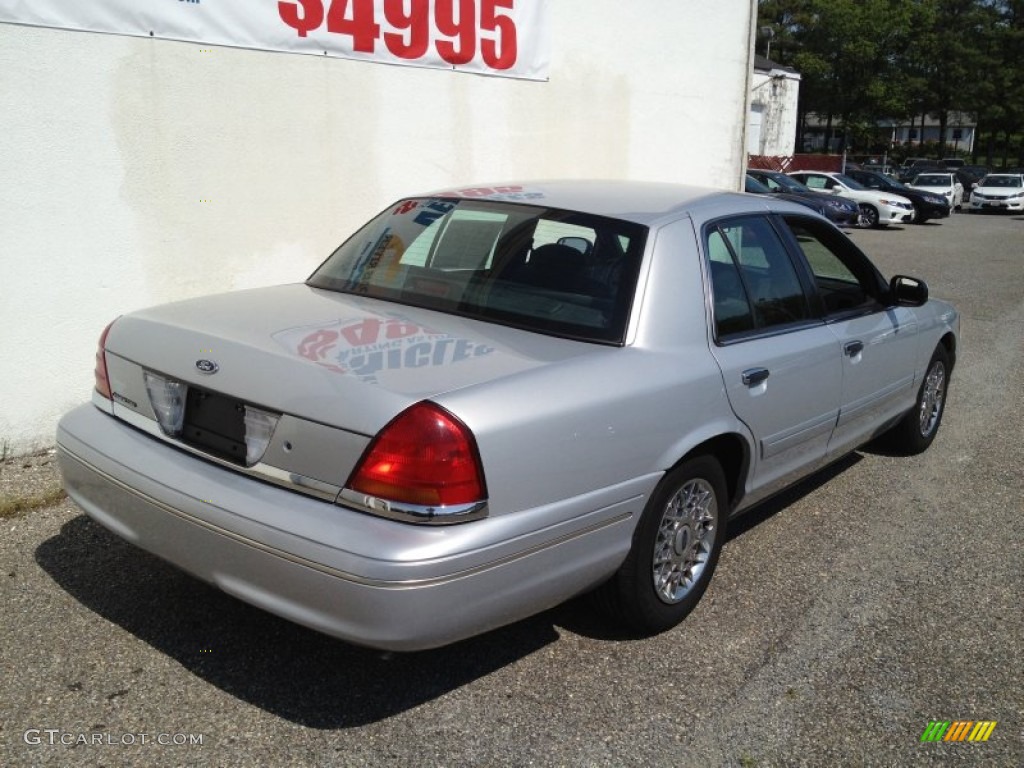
(757, 0), (1024, 162)
(758, 0), (916, 152)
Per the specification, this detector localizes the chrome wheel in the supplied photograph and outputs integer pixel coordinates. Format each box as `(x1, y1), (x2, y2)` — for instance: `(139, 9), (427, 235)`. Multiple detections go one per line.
(882, 345), (952, 456)
(918, 360), (946, 437)
(599, 456), (728, 634)
(652, 478), (718, 604)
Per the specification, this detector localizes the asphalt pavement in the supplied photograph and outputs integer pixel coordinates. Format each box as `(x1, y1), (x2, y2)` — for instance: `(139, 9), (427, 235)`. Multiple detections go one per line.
(2, 210), (1022, 767)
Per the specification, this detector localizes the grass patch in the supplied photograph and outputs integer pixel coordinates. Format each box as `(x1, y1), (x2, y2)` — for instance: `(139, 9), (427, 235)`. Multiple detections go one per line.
(0, 486), (67, 519)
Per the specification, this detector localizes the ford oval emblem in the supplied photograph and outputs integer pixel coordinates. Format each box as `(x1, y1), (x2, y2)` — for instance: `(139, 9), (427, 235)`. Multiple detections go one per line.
(195, 359), (219, 374)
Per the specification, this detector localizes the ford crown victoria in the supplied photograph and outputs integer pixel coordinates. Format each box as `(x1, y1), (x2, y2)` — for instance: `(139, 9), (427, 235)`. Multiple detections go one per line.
(57, 181), (959, 650)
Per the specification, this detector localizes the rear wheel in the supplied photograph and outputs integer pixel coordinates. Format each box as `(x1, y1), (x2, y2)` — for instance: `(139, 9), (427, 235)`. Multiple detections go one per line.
(597, 456), (728, 635)
(859, 204), (880, 228)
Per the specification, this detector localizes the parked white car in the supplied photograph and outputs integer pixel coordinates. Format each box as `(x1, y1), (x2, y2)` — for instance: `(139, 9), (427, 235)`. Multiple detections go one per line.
(910, 173), (964, 210)
(967, 173), (1024, 213)
(787, 171), (916, 228)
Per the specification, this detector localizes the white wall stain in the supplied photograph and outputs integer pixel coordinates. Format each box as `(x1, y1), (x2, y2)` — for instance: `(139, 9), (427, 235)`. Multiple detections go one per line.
(0, 1), (753, 452)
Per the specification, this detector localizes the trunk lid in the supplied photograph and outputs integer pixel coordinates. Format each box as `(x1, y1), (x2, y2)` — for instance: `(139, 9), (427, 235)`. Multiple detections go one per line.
(105, 283), (595, 438)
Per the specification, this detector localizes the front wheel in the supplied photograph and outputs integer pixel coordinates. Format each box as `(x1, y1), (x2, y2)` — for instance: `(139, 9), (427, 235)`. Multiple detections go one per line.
(597, 456), (728, 635)
(859, 203), (880, 228)
(883, 345), (951, 455)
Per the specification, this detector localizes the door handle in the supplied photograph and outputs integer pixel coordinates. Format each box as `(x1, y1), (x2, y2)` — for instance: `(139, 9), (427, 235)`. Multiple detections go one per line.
(741, 367), (770, 387)
(844, 340), (864, 357)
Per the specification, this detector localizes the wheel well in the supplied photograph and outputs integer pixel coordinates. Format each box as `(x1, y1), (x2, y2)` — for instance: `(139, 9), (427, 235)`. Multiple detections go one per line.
(939, 332), (957, 370)
(677, 434), (749, 511)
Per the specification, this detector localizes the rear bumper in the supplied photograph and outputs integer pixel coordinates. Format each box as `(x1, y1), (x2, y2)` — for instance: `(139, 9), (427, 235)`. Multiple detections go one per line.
(57, 404), (641, 650)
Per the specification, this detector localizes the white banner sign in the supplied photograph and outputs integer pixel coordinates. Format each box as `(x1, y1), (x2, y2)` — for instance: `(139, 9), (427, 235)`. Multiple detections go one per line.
(0, 0), (549, 80)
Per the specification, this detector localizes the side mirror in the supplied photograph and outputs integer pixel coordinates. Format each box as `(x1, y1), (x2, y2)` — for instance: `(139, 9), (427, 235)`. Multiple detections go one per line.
(889, 275), (928, 307)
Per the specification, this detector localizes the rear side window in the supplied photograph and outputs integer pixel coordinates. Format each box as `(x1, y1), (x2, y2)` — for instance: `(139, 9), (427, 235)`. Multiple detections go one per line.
(308, 198), (647, 344)
(705, 216), (811, 340)
(799, 175), (830, 190)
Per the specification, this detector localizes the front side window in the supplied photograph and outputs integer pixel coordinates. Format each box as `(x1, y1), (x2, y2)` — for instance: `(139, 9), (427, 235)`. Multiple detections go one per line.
(308, 198), (647, 344)
(782, 216), (886, 317)
(832, 174), (867, 190)
(854, 173), (883, 189)
(705, 216), (811, 340)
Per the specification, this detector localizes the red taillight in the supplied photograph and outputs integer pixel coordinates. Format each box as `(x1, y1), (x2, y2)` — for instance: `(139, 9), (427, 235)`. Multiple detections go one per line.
(348, 402), (487, 507)
(93, 319), (117, 399)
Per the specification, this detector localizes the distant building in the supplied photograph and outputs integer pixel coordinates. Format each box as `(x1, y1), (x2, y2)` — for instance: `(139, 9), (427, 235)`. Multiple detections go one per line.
(749, 55), (802, 156)
(801, 113), (976, 155)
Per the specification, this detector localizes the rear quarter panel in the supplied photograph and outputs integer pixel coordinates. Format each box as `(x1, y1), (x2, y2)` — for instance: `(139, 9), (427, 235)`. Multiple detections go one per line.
(437, 215), (747, 520)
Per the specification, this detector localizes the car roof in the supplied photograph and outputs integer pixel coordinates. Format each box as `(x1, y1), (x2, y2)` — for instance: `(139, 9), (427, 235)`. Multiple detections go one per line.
(421, 179), (779, 227)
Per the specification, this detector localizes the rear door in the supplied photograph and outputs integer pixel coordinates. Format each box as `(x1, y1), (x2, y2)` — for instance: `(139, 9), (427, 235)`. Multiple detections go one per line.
(703, 215), (843, 505)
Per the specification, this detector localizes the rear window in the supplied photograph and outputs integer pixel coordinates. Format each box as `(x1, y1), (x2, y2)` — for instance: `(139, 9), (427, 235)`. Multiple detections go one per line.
(307, 198), (647, 344)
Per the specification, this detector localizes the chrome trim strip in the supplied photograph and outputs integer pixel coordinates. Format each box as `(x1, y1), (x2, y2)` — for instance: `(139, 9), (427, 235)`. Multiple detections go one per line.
(111, 406), (342, 502)
(59, 444), (632, 589)
(761, 410), (838, 459)
(336, 488), (488, 525)
(92, 390), (115, 414)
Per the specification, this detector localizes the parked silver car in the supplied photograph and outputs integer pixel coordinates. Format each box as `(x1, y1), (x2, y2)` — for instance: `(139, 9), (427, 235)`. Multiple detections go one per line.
(57, 181), (959, 650)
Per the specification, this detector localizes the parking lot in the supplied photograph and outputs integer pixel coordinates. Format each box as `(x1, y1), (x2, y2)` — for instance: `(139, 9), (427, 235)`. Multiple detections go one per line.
(2, 211), (1022, 767)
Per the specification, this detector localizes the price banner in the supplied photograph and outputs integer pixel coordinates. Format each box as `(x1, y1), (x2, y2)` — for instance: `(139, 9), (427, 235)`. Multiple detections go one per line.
(0, 0), (549, 80)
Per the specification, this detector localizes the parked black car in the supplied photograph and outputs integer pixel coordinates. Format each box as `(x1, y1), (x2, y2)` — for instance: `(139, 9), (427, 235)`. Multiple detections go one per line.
(897, 159), (943, 183)
(746, 170), (861, 227)
(845, 169), (950, 223)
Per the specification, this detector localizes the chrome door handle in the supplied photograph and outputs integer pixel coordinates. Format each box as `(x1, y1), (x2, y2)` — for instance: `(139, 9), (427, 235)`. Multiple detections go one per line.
(844, 341), (864, 357)
(741, 368), (770, 386)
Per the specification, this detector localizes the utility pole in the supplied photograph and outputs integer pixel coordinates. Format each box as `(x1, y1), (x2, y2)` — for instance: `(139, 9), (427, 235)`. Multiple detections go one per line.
(761, 26), (775, 60)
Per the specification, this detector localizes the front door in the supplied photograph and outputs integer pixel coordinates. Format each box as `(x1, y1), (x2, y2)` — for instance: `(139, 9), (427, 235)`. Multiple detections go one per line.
(777, 215), (920, 456)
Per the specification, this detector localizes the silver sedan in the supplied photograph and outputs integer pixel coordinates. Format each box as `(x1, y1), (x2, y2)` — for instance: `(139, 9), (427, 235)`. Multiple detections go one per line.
(57, 181), (959, 650)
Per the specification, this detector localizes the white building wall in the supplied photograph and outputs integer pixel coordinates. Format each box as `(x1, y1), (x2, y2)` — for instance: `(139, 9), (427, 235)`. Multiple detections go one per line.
(0, 1), (756, 453)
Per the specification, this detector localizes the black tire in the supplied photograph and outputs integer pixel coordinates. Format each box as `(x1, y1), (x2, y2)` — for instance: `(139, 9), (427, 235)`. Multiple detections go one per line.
(859, 204), (880, 228)
(883, 345), (951, 455)
(915, 210), (931, 224)
(597, 455), (728, 635)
